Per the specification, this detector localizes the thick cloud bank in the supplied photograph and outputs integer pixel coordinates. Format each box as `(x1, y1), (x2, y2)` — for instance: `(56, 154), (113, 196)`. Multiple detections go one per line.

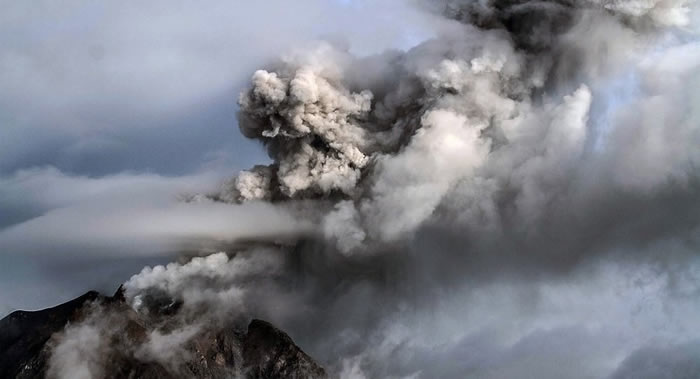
(46, 0), (700, 378)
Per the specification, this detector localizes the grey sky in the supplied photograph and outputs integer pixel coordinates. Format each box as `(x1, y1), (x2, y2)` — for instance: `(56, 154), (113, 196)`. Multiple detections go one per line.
(0, 0), (437, 177)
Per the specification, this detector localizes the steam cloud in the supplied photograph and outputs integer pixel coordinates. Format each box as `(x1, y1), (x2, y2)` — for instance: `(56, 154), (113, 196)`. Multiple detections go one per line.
(47, 1), (700, 378)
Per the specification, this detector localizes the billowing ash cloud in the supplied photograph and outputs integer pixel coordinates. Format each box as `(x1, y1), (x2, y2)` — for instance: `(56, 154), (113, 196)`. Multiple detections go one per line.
(48, 0), (700, 378)
(224, 0), (698, 253)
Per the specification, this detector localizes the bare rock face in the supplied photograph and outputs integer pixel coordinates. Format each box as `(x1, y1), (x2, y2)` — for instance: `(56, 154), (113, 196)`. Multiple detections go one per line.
(243, 319), (327, 379)
(0, 291), (103, 378)
(0, 290), (326, 379)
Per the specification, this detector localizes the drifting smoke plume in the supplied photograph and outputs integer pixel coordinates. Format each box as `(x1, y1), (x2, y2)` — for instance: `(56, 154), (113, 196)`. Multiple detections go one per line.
(48, 0), (700, 377)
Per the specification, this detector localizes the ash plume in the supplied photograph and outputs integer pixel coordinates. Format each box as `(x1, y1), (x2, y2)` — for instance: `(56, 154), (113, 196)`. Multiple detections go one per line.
(46, 1), (700, 378)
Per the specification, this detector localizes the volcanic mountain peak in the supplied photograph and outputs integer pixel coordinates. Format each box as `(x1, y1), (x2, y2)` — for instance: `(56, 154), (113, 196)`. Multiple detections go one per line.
(0, 289), (325, 379)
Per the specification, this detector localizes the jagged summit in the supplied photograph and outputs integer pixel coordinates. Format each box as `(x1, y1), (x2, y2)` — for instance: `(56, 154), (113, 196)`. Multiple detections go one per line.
(0, 289), (325, 379)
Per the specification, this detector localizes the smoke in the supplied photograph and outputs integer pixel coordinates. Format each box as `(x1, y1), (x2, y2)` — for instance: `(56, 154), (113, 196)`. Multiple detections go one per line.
(48, 315), (107, 379)
(135, 325), (202, 372)
(0, 196), (310, 257)
(610, 341), (700, 379)
(46, 0), (700, 377)
(225, 0), (700, 255)
(0, 167), (311, 313)
(125, 249), (290, 321)
(46, 300), (213, 378)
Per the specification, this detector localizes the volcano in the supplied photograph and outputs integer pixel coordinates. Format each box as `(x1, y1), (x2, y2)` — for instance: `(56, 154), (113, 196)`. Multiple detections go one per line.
(0, 288), (325, 379)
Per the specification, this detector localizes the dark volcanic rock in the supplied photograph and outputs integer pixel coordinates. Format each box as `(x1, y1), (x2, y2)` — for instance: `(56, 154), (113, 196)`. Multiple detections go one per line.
(0, 290), (326, 379)
(0, 291), (103, 378)
(244, 319), (327, 379)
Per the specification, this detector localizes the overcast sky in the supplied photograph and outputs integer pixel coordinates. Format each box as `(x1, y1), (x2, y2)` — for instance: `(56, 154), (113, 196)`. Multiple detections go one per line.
(0, 0), (442, 313)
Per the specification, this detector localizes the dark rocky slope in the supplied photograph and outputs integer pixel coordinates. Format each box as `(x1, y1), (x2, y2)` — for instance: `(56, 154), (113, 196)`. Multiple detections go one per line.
(0, 289), (325, 378)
